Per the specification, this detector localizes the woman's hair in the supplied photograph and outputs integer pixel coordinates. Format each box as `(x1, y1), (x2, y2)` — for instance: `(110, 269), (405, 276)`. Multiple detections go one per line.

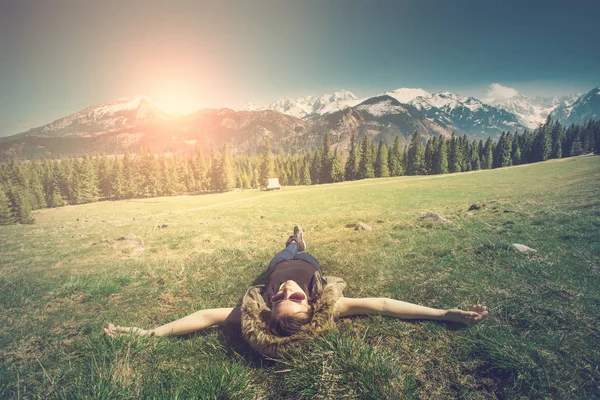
(265, 281), (320, 336)
(267, 310), (312, 337)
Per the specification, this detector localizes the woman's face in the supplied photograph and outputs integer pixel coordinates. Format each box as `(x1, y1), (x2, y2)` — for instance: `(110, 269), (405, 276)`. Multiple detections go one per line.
(271, 280), (309, 318)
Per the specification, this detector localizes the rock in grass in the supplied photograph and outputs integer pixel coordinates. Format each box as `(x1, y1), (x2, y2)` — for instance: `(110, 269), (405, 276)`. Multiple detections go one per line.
(417, 213), (451, 223)
(117, 233), (137, 241)
(504, 209), (518, 213)
(345, 222), (372, 231)
(468, 204), (482, 211)
(512, 243), (537, 253)
(114, 238), (144, 254)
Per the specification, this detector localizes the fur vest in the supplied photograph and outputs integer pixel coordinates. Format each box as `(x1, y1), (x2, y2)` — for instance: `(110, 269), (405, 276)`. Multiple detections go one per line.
(241, 274), (347, 358)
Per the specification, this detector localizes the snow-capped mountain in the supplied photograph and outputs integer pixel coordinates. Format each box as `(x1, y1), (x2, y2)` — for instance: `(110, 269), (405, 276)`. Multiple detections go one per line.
(355, 95), (412, 117)
(313, 96), (454, 151)
(550, 87), (600, 125)
(381, 88), (432, 104)
(251, 89), (362, 118)
(488, 92), (579, 129)
(262, 87), (525, 137)
(314, 88), (429, 116)
(407, 92), (524, 137)
(264, 97), (310, 119)
(27, 95), (174, 138)
(4, 85), (598, 160)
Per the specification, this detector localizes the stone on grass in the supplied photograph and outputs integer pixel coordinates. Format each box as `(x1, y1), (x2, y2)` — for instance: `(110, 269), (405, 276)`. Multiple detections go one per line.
(117, 233), (137, 241)
(512, 243), (537, 254)
(114, 238), (144, 254)
(113, 233), (144, 255)
(504, 209), (518, 213)
(345, 222), (372, 231)
(468, 204), (482, 211)
(417, 213), (451, 224)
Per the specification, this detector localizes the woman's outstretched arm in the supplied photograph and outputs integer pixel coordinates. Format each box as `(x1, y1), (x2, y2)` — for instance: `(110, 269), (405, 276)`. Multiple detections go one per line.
(336, 298), (487, 324)
(103, 307), (242, 337)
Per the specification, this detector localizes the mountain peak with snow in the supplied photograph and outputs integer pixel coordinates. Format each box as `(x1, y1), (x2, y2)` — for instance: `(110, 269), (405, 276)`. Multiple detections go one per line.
(381, 88), (432, 104)
(265, 89), (362, 118)
(31, 95), (173, 137)
(488, 90), (580, 129)
(550, 87), (600, 125)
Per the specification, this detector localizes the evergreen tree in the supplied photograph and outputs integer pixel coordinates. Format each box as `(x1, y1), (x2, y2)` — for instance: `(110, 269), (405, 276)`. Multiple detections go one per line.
(78, 155), (99, 203)
(28, 166), (47, 209)
(554, 137), (562, 159)
(471, 142), (481, 170)
(310, 149), (322, 184)
(217, 144), (235, 191)
(432, 135), (448, 174)
(122, 152), (138, 198)
(111, 157), (125, 199)
(330, 149), (344, 182)
(569, 136), (583, 156)
(375, 141), (390, 177)
(320, 132), (333, 184)
(139, 151), (160, 198)
(511, 139), (522, 165)
(300, 158), (312, 185)
(595, 122), (600, 154)
(259, 139), (274, 188)
(97, 154), (114, 198)
(50, 185), (65, 208)
(51, 162), (68, 205)
(448, 133), (459, 173)
(482, 137), (494, 169)
(0, 183), (14, 224)
(423, 138), (434, 175)
(551, 120), (564, 159)
(458, 135), (469, 172)
(493, 132), (512, 168)
(67, 159), (83, 204)
(344, 134), (360, 181)
(208, 150), (220, 192)
(406, 131), (425, 175)
(250, 166), (260, 189)
(358, 136), (375, 179)
(7, 186), (34, 224)
(369, 139), (378, 174)
(388, 136), (403, 176)
(533, 124), (552, 161)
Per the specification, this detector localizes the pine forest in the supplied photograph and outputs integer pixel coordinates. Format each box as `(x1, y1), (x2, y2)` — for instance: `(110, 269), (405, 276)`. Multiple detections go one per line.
(1, 118), (599, 225)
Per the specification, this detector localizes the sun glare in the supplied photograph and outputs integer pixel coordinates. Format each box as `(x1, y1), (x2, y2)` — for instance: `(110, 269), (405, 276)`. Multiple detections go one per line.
(156, 88), (199, 115)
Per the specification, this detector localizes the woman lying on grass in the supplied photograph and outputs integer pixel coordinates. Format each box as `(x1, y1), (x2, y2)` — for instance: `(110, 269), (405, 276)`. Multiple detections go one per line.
(104, 226), (488, 357)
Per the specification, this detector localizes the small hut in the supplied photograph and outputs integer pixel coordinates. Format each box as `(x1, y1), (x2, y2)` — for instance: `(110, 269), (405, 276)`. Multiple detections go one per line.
(266, 178), (281, 190)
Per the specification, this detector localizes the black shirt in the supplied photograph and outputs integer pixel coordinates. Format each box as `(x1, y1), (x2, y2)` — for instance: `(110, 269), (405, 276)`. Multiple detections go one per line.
(262, 259), (319, 306)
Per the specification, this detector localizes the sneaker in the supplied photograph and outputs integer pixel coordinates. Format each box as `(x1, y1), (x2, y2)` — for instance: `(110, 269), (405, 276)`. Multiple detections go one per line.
(293, 225), (306, 252)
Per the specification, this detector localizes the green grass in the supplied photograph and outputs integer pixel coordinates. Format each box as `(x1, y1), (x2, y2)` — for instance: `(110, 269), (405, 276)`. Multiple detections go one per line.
(1, 155), (599, 399)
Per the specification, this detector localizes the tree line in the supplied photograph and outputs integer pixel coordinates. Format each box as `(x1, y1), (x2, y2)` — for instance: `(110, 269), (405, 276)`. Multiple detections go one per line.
(1, 118), (598, 225)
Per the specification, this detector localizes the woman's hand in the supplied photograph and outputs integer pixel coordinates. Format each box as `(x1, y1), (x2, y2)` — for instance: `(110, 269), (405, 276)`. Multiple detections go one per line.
(443, 305), (488, 324)
(103, 322), (150, 337)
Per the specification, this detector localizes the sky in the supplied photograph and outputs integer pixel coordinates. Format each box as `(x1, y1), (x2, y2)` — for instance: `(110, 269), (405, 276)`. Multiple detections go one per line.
(1, 0), (599, 136)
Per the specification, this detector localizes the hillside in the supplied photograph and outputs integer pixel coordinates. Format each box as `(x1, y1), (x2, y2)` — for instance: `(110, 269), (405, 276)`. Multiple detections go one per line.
(1, 155), (599, 398)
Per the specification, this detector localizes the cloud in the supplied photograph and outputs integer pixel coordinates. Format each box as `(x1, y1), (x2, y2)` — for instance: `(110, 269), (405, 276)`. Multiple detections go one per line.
(484, 83), (520, 104)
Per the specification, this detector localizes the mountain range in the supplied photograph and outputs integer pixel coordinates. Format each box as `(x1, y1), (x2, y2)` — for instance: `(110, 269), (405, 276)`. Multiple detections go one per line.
(1, 86), (598, 160)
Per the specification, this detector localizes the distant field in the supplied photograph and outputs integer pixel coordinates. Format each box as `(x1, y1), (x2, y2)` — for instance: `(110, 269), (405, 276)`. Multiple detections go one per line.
(1, 155), (599, 399)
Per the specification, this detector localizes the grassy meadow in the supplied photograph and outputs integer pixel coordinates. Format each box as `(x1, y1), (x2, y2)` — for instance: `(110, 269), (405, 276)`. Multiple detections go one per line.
(1, 155), (599, 399)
